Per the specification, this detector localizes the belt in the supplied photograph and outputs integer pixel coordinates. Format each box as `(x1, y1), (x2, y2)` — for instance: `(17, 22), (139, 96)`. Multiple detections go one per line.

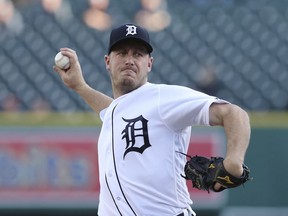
(177, 210), (193, 216)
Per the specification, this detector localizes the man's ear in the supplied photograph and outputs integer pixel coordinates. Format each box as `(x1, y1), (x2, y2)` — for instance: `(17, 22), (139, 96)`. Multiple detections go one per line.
(148, 56), (154, 72)
(104, 55), (110, 71)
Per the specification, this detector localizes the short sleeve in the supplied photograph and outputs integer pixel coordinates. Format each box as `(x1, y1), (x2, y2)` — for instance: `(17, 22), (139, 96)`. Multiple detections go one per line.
(99, 107), (108, 122)
(158, 85), (228, 131)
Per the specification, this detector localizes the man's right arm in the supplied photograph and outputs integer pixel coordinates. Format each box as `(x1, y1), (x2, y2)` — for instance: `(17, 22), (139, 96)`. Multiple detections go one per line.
(53, 48), (113, 114)
(74, 83), (112, 114)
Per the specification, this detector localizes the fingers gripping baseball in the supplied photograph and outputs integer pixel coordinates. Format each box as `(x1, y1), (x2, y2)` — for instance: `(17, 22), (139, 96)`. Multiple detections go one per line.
(54, 48), (87, 91)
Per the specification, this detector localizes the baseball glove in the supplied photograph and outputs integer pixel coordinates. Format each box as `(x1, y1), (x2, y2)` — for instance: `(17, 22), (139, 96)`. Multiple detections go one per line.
(181, 154), (251, 193)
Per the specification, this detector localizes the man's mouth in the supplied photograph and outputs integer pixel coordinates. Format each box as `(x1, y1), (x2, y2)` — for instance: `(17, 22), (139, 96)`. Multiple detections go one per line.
(121, 68), (136, 74)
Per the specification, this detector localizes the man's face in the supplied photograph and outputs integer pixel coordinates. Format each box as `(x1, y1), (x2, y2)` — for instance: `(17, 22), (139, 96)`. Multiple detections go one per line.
(105, 40), (153, 98)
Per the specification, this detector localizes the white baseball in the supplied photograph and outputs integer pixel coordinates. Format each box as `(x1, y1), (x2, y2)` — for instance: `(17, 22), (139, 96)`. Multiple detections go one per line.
(54, 52), (70, 69)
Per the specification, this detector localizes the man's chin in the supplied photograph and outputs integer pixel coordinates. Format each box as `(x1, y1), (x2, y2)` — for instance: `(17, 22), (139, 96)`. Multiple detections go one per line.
(120, 79), (136, 92)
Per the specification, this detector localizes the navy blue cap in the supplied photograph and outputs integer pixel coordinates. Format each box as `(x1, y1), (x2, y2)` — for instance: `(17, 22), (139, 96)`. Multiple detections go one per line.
(108, 24), (153, 54)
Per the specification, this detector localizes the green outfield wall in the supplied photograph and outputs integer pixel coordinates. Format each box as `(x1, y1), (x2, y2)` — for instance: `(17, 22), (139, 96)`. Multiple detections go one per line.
(228, 127), (288, 207)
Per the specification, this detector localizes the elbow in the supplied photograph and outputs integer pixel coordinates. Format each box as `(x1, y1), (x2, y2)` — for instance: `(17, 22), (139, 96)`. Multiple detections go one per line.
(227, 104), (251, 136)
(210, 103), (250, 127)
(237, 106), (250, 126)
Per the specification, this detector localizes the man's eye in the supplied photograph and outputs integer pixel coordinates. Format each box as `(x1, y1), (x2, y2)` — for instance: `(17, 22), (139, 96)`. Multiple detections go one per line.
(134, 52), (142, 57)
(118, 51), (126, 56)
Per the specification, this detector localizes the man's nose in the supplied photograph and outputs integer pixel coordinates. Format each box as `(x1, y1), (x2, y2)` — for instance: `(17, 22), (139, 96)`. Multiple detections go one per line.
(125, 52), (134, 65)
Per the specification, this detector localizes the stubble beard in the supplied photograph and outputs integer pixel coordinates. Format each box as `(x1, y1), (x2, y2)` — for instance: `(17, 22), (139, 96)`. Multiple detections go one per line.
(116, 75), (147, 96)
(111, 76), (136, 97)
(119, 78), (137, 94)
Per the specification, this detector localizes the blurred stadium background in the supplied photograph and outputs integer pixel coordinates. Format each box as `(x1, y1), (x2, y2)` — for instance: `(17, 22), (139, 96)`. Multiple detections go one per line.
(0, 0), (287, 216)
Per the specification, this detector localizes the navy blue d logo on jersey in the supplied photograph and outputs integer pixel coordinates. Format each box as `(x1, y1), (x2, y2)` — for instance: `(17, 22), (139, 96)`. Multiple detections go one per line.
(121, 115), (151, 159)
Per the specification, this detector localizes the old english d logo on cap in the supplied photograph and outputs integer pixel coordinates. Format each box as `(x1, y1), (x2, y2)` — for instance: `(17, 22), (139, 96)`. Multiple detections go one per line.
(126, 25), (137, 36)
(108, 24), (153, 54)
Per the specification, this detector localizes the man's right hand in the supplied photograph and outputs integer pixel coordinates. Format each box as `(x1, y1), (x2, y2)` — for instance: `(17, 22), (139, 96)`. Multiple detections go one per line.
(53, 48), (87, 91)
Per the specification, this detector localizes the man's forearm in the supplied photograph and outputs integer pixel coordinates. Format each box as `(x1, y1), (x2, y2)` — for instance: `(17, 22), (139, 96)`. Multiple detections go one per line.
(222, 105), (250, 178)
(75, 84), (113, 114)
(223, 105), (250, 163)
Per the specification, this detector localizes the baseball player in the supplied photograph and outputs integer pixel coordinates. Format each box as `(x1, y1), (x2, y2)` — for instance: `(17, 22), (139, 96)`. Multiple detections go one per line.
(54, 24), (250, 216)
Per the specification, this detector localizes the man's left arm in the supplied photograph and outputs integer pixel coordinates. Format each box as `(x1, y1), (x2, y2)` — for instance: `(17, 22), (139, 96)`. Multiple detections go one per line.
(209, 103), (251, 180)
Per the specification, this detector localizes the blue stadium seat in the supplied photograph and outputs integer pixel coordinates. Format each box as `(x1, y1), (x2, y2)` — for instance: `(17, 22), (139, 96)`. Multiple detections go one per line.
(0, 0), (287, 111)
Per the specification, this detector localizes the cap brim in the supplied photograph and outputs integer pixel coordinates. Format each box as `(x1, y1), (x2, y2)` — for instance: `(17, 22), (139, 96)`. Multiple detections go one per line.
(109, 38), (153, 54)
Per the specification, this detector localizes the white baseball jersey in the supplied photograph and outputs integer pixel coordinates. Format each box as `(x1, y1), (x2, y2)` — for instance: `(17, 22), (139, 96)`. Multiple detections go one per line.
(97, 82), (227, 216)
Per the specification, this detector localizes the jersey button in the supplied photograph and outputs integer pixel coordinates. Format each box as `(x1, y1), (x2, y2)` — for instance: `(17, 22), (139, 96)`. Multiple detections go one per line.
(116, 197), (121, 200)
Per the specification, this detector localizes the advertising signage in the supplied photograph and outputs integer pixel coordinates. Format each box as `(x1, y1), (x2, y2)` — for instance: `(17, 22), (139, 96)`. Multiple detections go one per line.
(0, 127), (226, 208)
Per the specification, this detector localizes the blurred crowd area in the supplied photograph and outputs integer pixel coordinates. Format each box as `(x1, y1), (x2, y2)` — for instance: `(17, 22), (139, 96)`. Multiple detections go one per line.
(0, 0), (288, 112)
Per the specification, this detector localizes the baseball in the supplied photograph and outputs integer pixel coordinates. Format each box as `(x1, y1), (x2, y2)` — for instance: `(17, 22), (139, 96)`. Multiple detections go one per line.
(54, 52), (70, 69)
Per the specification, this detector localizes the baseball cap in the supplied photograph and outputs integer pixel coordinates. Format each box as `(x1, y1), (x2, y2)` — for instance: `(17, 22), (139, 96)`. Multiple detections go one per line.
(108, 24), (153, 54)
